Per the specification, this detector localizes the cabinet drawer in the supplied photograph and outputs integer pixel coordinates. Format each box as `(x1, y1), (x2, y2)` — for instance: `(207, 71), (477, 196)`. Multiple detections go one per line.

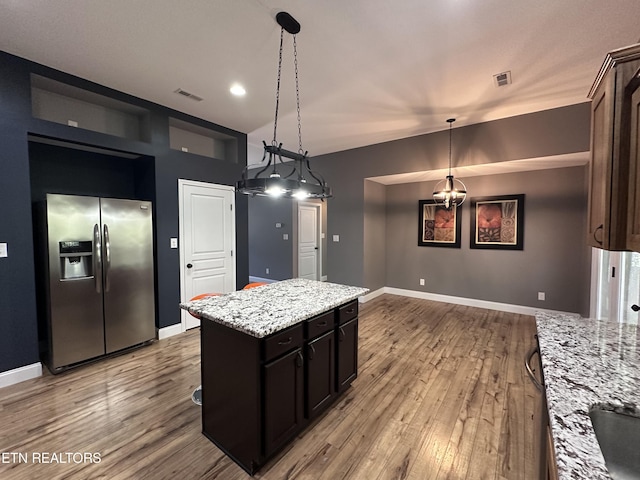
(338, 300), (358, 324)
(305, 311), (334, 339)
(264, 324), (303, 362)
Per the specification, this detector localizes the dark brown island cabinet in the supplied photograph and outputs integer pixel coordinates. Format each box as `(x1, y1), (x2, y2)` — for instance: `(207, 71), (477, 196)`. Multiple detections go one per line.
(200, 299), (359, 474)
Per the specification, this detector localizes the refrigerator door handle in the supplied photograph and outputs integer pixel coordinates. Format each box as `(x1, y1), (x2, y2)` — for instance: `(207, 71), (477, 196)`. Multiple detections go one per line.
(93, 223), (102, 294)
(103, 224), (111, 292)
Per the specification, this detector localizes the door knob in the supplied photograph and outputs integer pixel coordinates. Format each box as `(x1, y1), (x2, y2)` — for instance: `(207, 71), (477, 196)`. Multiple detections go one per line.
(632, 304), (640, 312)
(186, 263), (193, 269)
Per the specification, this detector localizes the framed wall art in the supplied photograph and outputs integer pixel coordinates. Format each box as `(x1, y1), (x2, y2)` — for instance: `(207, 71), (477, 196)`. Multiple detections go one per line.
(470, 194), (524, 250)
(418, 199), (462, 248)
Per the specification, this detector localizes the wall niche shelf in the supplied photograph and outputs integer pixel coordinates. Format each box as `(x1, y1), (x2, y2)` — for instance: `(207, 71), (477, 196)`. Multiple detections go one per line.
(169, 117), (238, 163)
(30, 74), (151, 143)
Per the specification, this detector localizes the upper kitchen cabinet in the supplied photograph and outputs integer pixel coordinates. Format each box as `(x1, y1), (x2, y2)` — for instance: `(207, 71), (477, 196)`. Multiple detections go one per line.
(587, 43), (640, 250)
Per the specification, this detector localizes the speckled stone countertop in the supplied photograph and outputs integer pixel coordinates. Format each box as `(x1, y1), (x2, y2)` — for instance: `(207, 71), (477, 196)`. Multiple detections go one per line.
(180, 278), (369, 338)
(535, 312), (640, 479)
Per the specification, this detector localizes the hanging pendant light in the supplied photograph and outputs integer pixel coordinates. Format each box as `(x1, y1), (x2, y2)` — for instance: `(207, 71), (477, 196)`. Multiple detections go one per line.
(236, 12), (332, 200)
(433, 118), (466, 209)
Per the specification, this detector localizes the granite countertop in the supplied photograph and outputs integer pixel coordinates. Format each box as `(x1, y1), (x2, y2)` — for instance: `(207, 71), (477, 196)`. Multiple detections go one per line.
(535, 312), (640, 479)
(180, 278), (369, 338)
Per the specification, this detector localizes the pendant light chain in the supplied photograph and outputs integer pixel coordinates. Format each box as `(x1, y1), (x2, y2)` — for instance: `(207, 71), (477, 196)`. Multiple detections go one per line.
(272, 28), (285, 145)
(448, 120), (453, 176)
(293, 35), (304, 154)
(235, 11), (332, 199)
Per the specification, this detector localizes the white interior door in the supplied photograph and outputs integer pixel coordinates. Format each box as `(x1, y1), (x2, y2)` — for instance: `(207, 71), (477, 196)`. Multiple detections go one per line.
(298, 203), (320, 280)
(179, 180), (235, 330)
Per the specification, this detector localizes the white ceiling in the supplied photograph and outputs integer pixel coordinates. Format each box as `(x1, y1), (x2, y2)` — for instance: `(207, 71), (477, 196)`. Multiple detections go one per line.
(1, 0), (639, 166)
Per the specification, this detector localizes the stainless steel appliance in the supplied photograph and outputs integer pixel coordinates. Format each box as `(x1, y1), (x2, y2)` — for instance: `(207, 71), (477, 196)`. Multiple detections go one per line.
(37, 193), (155, 372)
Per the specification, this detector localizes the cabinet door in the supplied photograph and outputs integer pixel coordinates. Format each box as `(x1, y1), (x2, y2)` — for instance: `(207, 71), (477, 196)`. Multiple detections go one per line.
(263, 347), (304, 457)
(336, 318), (358, 393)
(587, 73), (615, 249)
(626, 84), (640, 251)
(306, 330), (335, 419)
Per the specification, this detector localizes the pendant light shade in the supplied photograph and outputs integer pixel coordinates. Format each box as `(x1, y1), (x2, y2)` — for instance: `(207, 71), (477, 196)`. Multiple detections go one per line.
(433, 118), (466, 209)
(236, 12), (332, 200)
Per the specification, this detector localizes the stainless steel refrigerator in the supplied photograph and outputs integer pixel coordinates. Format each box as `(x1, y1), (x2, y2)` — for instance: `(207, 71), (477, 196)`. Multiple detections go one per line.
(38, 193), (156, 372)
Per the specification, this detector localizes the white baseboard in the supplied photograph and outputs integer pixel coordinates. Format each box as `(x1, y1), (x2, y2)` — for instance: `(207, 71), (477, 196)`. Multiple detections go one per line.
(158, 323), (184, 340)
(360, 287), (385, 303)
(383, 287), (577, 317)
(248, 276), (278, 284)
(0, 362), (43, 389)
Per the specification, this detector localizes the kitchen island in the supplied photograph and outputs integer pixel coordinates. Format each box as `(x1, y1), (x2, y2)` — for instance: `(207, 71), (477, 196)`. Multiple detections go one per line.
(180, 278), (369, 474)
(535, 312), (640, 479)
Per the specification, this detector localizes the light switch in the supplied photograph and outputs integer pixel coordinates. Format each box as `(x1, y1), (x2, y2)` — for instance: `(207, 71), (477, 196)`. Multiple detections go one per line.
(321, 232), (325, 239)
(333, 235), (340, 242)
(170, 238), (178, 249)
(0, 243), (6, 258)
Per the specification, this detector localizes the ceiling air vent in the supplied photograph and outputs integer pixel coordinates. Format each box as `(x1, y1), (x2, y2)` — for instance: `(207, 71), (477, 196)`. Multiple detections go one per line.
(174, 88), (203, 102)
(493, 71), (512, 87)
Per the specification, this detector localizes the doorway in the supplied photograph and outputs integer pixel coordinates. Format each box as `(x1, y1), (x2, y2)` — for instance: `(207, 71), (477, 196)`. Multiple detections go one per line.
(178, 180), (236, 330)
(297, 202), (322, 280)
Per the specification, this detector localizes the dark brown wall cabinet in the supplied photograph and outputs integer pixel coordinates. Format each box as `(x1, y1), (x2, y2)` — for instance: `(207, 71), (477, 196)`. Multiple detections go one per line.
(200, 300), (359, 474)
(587, 43), (640, 250)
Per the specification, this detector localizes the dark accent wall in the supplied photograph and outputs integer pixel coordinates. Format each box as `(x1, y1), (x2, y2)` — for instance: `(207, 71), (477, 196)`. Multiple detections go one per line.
(248, 196), (328, 281)
(248, 197), (294, 281)
(384, 167), (590, 315)
(0, 51), (248, 375)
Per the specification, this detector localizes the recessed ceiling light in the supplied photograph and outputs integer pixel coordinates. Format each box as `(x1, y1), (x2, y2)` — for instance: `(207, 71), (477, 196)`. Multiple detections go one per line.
(230, 83), (246, 96)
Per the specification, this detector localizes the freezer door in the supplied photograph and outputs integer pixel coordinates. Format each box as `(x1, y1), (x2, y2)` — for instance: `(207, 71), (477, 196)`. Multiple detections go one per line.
(46, 194), (105, 369)
(100, 198), (156, 353)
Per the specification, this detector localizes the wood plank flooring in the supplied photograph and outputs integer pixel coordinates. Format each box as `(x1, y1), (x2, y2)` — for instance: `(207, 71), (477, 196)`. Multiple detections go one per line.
(0, 295), (541, 480)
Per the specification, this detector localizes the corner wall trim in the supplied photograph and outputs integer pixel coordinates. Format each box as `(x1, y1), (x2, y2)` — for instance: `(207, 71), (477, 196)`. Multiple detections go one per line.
(360, 287), (385, 303)
(0, 362), (43, 389)
(158, 323), (184, 340)
(383, 287), (577, 317)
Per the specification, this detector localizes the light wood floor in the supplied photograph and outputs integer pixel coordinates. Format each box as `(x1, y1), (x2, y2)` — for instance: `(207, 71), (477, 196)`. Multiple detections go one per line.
(0, 295), (541, 480)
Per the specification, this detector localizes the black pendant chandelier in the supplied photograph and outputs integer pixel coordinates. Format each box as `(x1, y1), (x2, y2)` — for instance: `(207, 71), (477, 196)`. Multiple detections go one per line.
(236, 12), (332, 200)
(432, 118), (467, 209)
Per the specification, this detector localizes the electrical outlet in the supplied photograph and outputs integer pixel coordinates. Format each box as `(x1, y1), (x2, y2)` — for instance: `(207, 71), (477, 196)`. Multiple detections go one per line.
(67, 120), (78, 127)
(419, 278), (425, 286)
(538, 292), (546, 301)
(266, 267), (270, 274)
(283, 233), (289, 240)
(275, 223), (282, 228)
(333, 235), (340, 242)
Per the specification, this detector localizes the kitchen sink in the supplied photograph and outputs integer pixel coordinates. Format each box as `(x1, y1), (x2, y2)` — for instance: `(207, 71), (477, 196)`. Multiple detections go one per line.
(589, 406), (640, 480)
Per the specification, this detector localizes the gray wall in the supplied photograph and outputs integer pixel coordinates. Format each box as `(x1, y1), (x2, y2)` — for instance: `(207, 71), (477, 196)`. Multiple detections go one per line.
(249, 102), (591, 314)
(384, 166), (590, 315)
(363, 180), (387, 291)
(311, 103), (591, 290)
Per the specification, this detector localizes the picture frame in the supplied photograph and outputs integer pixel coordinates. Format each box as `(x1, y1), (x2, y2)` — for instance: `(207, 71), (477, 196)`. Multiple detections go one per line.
(470, 194), (524, 250)
(418, 199), (462, 248)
